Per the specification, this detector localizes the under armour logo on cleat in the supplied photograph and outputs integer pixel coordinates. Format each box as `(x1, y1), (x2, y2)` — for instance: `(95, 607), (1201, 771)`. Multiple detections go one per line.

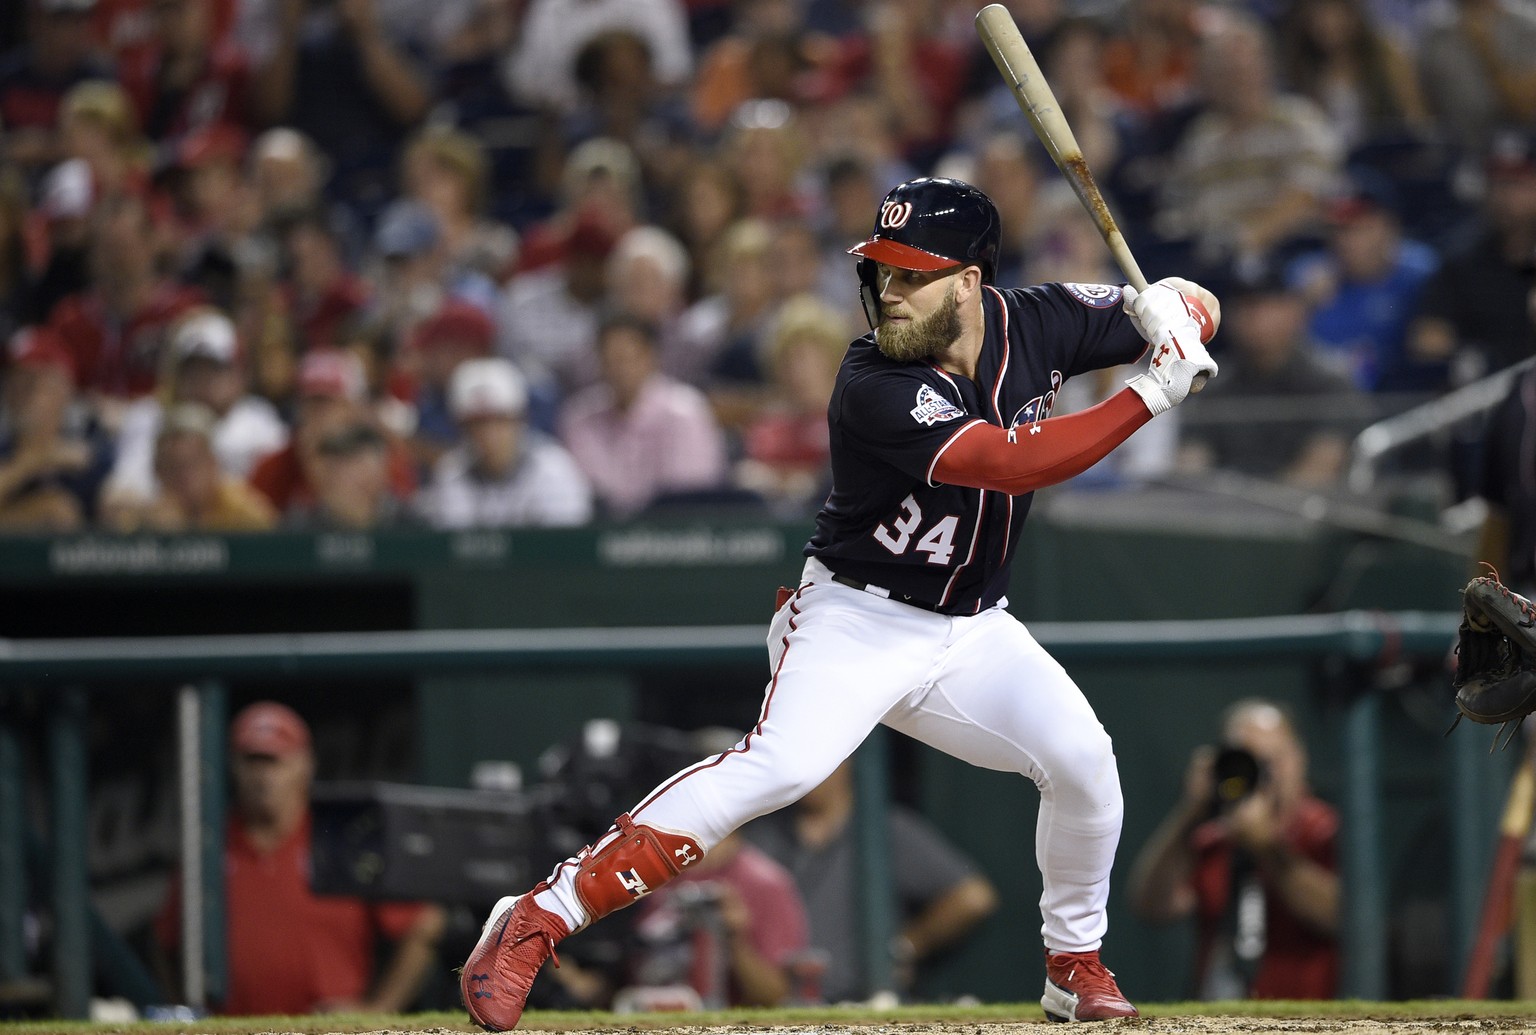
(469, 973), (492, 998)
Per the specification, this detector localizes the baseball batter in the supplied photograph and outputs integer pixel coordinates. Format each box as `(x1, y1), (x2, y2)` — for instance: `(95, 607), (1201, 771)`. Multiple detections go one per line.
(463, 177), (1220, 1027)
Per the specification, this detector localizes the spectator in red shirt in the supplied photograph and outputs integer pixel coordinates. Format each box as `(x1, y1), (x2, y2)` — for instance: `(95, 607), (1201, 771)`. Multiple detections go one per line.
(46, 192), (203, 405)
(247, 347), (414, 514)
(625, 830), (810, 1008)
(115, 0), (256, 145)
(1127, 697), (1340, 1000)
(154, 701), (445, 1015)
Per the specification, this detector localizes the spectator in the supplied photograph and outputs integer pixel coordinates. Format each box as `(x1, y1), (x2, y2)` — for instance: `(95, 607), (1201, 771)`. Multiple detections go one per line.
(663, 157), (745, 303)
(719, 99), (813, 222)
(154, 701), (446, 1014)
(24, 157), (97, 325)
(1126, 698), (1339, 1000)
(400, 124), (518, 285)
(742, 758), (1000, 1004)
(1275, 0), (1428, 151)
(1099, 0), (1203, 117)
(1286, 174), (1440, 393)
(1415, 0), (1536, 156)
(164, 123), (260, 311)
(1155, 14), (1344, 277)
(252, 0), (433, 221)
(0, 326), (112, 530)
(732, 294), (845, 516)
(688, 0), (839, 134)
(46, 192), (204, 406)
(498, 210), (618, 401)
(672, 217), (778, 407)
(606, 224), (692, 379)
(964, 131), (1042, 289)
(365, 198), (497, 358)
(0, 0), (114, 178)
(114, 0), (257, 145)
(56, 78), (153, 203)
(1469, 318), (1536, 599)
(559, 311), (728, 519)
(501, 0), (691, 115)
(515, 136), (642, 276)
(625, 829), (811, 1009)
(274, 205), (371, 355)
(107, 400), (277, 530)
(248, 126), (331, 226)
(247, 348), (414, 515)
(1407, 129), (1536, 385)
(286, 417), (405, 529)
(99, 306), (286, 515)
(395, 298), (495, 471)
(1176, 272), (1358, 489)
(416, 357), (592, 529)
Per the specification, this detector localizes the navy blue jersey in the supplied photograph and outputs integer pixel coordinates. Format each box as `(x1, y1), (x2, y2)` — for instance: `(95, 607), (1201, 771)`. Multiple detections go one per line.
(807, 282), (1147, 614)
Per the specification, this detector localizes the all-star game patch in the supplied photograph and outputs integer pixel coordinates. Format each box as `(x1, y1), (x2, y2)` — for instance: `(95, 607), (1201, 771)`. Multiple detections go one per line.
(910, 384), (965, 426)
(1063, 283), (1123, 308)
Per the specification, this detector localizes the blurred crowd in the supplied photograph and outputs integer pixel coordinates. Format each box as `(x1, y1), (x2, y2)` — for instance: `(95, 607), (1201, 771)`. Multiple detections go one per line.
(0, 0), (1534, 532)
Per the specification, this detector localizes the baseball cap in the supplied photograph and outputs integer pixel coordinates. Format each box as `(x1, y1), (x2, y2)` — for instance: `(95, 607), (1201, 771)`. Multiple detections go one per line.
(1487, 128), (1536, 180)
(177, 123), (247, 170)
(41, 158), (93, 221)
(409, 300), (495, 355)
(1327, 170), (1399, 224)
(450, 358), (528, 420)
(8, 326), (76, 380)
(565, 210), (619, 260)
(230, 701), (311, 758)
(297, 349), (367, 401)
(374, 199), (440, 258)
(171, 309), (239, 365)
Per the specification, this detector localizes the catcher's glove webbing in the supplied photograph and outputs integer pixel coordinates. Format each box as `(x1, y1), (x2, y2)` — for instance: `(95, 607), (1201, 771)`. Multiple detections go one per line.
(1452, 571), (1536, 748)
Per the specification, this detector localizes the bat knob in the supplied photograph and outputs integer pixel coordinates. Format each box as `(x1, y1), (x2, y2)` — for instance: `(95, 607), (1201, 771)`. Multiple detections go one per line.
(1190, 372), (1210, 393)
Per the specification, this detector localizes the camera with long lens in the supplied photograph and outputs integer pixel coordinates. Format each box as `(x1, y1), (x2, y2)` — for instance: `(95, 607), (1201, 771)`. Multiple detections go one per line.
(1210, 745), (1264, 814)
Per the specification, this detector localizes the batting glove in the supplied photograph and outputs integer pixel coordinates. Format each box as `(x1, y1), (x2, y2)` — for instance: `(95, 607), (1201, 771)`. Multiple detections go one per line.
(1121, 278), (1217, 346)
(1124, 282), (1216, 414)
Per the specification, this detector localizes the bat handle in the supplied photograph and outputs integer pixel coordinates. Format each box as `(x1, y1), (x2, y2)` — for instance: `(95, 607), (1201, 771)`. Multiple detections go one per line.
(1192, 371), (1210, 392)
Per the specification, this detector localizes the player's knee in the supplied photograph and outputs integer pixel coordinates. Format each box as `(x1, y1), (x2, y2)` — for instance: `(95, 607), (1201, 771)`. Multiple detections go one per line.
(1037, 726), (1120, 797)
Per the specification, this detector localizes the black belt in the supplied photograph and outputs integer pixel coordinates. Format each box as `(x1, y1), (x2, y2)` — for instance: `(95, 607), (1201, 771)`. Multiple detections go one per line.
(829, 573), (941, 613)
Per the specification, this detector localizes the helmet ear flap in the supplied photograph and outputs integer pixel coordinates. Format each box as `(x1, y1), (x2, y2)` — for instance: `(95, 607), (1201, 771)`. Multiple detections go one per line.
(856, 258), (880, 330)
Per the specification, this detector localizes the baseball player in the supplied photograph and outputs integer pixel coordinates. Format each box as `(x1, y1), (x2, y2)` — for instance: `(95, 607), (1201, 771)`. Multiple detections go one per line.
(462, 177), (1220, 1027)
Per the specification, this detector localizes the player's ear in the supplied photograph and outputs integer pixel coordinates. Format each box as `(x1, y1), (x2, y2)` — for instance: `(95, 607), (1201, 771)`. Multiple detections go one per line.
(956, 264), (983, 301)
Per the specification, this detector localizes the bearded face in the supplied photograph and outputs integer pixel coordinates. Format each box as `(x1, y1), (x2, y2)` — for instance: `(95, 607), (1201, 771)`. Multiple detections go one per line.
(875, 280), (962, 362)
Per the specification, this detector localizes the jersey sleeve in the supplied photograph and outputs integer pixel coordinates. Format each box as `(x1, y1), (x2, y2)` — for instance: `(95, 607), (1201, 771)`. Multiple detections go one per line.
(835, 367), (985, 483)
(1001, 283), (1149, 376)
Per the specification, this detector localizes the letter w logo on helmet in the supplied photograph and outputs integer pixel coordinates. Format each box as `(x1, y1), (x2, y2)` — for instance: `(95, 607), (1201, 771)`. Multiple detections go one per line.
(879, 201), (913, 229)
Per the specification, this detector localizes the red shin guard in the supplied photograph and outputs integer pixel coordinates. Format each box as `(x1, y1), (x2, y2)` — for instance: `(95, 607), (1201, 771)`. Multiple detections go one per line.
(574, 813), (703, 920)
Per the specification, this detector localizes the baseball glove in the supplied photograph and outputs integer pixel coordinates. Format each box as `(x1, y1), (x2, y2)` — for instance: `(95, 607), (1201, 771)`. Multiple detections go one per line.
(1453, 573), (1536, 735)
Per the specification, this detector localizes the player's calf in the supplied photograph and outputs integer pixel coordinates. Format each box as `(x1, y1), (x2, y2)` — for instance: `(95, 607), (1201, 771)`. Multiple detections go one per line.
(461, 813), (703, 1031)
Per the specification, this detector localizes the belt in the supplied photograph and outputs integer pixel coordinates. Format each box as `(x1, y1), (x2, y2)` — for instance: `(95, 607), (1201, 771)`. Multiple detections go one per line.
(829, 573), (941, 613)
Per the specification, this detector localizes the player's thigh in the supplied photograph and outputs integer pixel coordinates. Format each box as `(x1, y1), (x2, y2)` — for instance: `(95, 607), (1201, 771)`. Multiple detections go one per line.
(759, 584), (942, 770)
(885, 608), (1112, 780)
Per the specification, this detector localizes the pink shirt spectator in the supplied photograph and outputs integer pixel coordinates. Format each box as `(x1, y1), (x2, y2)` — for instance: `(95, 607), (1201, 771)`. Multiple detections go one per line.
(635, 841), (810, 1007)
(559, 373), (728, 519)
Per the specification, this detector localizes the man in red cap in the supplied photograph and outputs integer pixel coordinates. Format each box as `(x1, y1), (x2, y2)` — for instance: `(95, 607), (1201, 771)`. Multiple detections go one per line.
(155, 701), (445, 1015)
(247, 349), (415, 515)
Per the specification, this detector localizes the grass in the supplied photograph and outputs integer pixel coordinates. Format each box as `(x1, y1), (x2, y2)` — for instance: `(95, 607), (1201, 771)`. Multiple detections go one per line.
(4, 1000), (1536, 1035)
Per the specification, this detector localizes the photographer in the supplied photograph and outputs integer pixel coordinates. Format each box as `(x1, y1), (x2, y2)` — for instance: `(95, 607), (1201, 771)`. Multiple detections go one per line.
(1126, 698), (1339, 999)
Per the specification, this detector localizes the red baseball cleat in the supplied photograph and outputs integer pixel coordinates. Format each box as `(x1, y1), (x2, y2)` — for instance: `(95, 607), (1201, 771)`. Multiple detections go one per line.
(1041, 949), (1139, 1022)
(461, 890), (571, 1031)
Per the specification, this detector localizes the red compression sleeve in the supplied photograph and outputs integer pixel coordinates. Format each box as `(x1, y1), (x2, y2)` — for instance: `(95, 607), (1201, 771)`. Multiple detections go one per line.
(931, 388), (1154, 495)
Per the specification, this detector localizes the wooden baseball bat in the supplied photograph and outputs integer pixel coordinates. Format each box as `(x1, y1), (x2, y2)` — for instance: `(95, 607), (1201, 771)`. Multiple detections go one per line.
(975, 3), (1208, 392)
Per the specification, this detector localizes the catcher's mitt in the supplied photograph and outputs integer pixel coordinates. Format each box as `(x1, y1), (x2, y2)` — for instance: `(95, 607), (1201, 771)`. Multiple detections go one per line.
(1453, 573), (1536, 731)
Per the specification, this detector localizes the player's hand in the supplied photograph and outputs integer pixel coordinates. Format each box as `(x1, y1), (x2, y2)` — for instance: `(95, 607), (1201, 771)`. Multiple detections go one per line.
(1121, 279), (1219, 415)
(1121, 279), (1218, 346)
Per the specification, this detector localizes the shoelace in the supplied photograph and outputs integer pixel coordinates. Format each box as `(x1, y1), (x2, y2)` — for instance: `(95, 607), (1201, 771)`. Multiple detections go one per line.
(1049, 952), (1120, 995)
(510, 915), (563, 969)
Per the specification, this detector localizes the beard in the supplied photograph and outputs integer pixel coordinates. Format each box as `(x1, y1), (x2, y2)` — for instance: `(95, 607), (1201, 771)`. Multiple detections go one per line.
(875, 283), (962, 363)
